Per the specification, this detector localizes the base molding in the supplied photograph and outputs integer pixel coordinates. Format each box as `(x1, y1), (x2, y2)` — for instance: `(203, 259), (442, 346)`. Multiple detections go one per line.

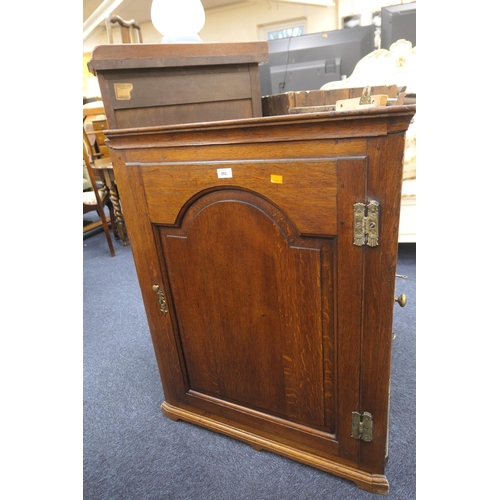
(161, 401), (389, 495)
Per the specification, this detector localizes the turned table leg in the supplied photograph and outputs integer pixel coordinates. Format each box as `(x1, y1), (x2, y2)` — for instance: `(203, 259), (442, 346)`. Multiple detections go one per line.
(101, 168), (128, 246)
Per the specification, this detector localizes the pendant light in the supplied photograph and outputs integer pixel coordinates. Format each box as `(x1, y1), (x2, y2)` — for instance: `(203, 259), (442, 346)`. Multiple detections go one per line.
(151, 0), (206, 43)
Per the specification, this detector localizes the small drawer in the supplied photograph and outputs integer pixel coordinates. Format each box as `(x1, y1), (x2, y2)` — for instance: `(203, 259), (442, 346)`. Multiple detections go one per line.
(92, 119), (108, 131)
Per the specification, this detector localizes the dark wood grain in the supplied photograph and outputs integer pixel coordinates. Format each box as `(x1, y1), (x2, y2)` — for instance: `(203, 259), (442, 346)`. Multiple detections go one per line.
(88, 43), (268, 129)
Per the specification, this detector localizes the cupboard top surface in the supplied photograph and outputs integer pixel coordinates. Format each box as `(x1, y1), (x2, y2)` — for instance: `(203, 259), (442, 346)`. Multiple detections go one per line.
(104, 104), (416, 148)
(88, 41), (269, 73)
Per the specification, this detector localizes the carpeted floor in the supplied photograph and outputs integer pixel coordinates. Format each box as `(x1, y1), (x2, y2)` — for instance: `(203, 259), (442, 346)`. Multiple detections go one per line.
(83, 223), (416, 500)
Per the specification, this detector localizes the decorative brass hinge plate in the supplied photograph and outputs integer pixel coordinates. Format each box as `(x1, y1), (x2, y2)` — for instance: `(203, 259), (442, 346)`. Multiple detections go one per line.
(351, 411), (373, 442)
(353, 201), (380, 247)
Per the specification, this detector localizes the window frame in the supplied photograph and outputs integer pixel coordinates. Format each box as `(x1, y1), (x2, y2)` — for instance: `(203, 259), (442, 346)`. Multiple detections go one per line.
(259, 18), (307, 41)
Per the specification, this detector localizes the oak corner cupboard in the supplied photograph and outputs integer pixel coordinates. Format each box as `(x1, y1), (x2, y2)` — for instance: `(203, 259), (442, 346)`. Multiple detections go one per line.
(101, 103), (415, 495)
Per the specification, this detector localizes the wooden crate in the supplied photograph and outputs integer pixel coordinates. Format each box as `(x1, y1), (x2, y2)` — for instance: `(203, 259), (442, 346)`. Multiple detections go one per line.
(262, 85), (399, 116)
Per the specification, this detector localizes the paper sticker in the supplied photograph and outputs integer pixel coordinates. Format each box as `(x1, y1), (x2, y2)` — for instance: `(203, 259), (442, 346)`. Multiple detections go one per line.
(270, 174), (283, 184)
(217, 168), (233, 179)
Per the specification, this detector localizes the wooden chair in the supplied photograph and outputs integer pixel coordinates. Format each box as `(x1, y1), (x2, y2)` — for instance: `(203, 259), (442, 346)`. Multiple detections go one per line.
(83, 125), (128, 246)
(83, 130), (116, 257)
(105, 15), (143, 44)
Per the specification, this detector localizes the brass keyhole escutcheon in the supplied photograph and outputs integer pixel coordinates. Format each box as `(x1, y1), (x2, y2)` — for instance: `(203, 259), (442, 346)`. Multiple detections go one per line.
(153, 284), (168, 316)
(394, 294), (407, 307)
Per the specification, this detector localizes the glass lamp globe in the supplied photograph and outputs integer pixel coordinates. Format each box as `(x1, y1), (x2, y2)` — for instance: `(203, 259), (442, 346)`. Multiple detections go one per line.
(151, 0), (206, 43)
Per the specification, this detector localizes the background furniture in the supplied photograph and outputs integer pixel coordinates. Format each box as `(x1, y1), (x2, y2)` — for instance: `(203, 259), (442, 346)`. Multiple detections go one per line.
(87, 115), (110, 159)
(83, 136), (116, 257)
(320, 39), (417, 243)
(399, 116), (416, 243)
(259, 25), (375, 96)
(83, 101), (107, 158)
(83, 125), (128, 246)
(105, 15), (143, 44)
(82, 100), (105, 117)
(83, 161), (92, 192)
(103, 105), (415, 494)
(87, 42), (268, 129)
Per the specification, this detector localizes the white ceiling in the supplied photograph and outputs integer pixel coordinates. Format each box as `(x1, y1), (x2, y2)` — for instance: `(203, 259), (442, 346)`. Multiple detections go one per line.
(83, 1), (336, 31)
(83, 1), (251, 26)
(82, 0), (337, 42)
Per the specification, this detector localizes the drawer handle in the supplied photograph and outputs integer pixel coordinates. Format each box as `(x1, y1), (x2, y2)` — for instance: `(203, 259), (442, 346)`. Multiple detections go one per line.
(152, 284), (168, 316)
(394, 294), (407, 307)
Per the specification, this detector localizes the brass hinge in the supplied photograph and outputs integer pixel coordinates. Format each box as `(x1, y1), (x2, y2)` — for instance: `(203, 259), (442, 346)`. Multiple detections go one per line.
(353, 201), (379, 247)
(351, 411), (373, 442)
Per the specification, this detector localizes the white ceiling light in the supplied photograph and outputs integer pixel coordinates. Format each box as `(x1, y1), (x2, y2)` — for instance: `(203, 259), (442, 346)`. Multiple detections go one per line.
(151, 0), (206, 43)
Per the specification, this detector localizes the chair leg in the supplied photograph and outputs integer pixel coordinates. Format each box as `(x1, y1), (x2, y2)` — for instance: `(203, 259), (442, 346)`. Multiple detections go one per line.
(97, 204), (116, 257)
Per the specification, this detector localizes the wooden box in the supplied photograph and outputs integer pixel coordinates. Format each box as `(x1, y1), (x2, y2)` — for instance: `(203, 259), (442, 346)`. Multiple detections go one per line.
(88, 42), (268, 129)
(261, 86), (399, 116)
(104, 104), (416, 494)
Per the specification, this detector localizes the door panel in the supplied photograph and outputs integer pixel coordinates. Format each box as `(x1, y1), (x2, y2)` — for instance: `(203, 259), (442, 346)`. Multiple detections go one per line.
(150, 156), (367, 464)
(160, 189), (334, 431)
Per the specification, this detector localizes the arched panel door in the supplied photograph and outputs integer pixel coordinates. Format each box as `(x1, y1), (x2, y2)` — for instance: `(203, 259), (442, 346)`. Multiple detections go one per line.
(149, 156), (367, 471)
(160, 189), (334, 431)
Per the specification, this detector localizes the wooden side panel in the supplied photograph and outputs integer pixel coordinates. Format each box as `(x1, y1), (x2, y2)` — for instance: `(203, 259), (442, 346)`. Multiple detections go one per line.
(359, 133), (406, 474)
(96, 63), (263, 128)
(115, 99), (255, 129)
(103, 66), (254, 110)
(106, 149), (187, 405)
